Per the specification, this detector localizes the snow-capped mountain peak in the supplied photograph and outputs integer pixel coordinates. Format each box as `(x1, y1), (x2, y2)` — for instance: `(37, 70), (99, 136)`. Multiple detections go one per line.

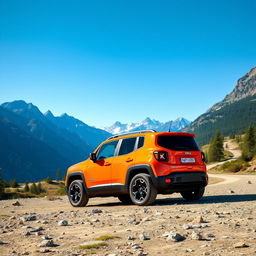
(103, 117), (190, 134)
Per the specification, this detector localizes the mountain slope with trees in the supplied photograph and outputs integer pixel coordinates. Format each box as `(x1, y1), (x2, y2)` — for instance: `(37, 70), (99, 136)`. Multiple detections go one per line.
(0, 101), (111, 182)
(184, 67), (256, 146)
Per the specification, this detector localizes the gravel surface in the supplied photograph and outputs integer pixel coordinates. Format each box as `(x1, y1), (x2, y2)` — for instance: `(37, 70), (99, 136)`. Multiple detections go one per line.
(0, 174), (256, 256)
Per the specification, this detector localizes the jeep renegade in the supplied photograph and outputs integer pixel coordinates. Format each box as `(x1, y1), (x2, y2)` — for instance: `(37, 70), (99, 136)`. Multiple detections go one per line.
(65, 130), (208, 206)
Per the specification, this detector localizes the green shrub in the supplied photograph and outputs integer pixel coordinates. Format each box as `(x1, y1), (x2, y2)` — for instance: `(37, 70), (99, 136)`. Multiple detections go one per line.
(23, 182), (29, 192)
(44, 177), (53, 184)
(9, 179), (18, 188)
(219, 159), (249, 173)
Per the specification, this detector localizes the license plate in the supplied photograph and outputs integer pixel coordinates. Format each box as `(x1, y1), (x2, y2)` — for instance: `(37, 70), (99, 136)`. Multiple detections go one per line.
(180, 158), (195, 163)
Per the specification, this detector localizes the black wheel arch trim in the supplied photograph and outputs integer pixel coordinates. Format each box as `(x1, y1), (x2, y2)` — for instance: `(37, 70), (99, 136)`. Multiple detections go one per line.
(66, 171), (87, 191)
(126, 164), (157, 189)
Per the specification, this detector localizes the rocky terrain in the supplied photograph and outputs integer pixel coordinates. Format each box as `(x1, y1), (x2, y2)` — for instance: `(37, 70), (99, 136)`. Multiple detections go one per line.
(0, 174), (256, 256)
(209, 66), (256, 112)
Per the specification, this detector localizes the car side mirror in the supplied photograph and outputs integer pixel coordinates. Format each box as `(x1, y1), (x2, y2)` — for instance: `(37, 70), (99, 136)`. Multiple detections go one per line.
(90, 153), (97, 162)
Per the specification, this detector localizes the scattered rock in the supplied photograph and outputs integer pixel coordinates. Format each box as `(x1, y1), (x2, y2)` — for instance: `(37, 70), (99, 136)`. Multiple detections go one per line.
(248, 180), (252, 184)
(12, 201), (21, 206)
(166, 232), (185, 242)
(139, 233), (150, 240)
(30, 227), (43, 232)
(91, 209), (103, 214)
(234, 242), (249, 248)
(128, 217), (136, 224)
(229, 189), (235, 194)
(205, 233), (215, 238)
(58, 220), (68, 226)
(40, 249), (51, 253)
(182, 224), (192, 230)
(194, 216), (205, 224)
(191, 231), (202, 240)
(20, 215), (37, 222)
(131, 243), (141, 249)
(38, 239), (54, 247)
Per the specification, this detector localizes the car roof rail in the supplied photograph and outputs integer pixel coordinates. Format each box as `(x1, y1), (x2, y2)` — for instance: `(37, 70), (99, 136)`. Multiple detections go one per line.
(107, 129), (156, 140)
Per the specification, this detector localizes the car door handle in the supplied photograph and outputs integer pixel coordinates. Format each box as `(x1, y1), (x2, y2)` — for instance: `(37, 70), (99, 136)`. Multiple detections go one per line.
(104, 162), (111, 166)
(126, 158), (133, 162)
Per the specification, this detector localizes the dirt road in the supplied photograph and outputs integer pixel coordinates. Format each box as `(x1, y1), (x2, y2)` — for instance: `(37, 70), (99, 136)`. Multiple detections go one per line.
(0, 172), (256, 256)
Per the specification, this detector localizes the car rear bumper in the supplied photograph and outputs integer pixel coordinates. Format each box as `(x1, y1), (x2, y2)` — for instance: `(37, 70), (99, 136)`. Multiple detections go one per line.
(155, 171), (208, 193)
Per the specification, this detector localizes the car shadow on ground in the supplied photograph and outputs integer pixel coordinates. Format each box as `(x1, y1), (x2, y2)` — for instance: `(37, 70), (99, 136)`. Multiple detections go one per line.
(87, 194), (256, 207)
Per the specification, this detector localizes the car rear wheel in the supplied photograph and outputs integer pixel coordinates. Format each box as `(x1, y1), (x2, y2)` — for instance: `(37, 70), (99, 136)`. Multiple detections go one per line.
(180, 187), (205, 201)
(129, 173), (157, 206)
(68, 180), (89, 207)
(118, 194), (132, 204)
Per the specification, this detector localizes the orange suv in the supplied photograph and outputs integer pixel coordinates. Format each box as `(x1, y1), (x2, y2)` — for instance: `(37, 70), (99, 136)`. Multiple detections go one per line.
(65, 130), (208, 206)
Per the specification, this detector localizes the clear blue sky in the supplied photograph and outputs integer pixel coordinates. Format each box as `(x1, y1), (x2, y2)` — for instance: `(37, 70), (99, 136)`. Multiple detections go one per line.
(0, 0), (255, 127)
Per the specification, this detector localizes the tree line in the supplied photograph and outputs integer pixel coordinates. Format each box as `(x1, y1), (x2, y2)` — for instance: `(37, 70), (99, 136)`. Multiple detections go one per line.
(207, 124), (256, 163)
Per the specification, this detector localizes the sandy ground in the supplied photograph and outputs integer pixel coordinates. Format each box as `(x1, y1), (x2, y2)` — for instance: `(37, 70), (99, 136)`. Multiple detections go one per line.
(0, 173), (256, 256)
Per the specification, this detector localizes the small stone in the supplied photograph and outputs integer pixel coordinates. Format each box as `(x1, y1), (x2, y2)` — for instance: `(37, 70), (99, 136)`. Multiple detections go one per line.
(40, 249), (51, 253)
(234, 242), (249, 248)
(131, 243), (141, 249)
(155, 211), (163, 216)
(248, 180), (252, 184)
(12, 201), (21, 206)
(194, 216), (205, 224)
(139, 233), (150, 241)
(182, 224), (192, 230)
(191, 231), (202, 240)
(23, 231), (31, 236)
(205, 233), (215, 238)
(91, 218), (100, 223)
(41, 235), (51, 240)
(229, 189), (235, 194)
(30, 227), (43, 232)
(91, 209), (103, 214)
(166, 232), (185, 242)
(38, 239), (54, 247)
(20, 215), (37, 222)
(21, 252), (29, 255)
(128, 218), (136, 224)
(127, 236), (136, 240)
(58, 220), (68, 226)
(0, 240), (5, 245)
(106, 254), (119, 256)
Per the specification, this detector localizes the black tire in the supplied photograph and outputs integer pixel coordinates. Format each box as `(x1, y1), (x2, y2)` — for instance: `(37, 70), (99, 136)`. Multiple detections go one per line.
(68, 180), (89, 207)
(180, 187), (205, 201)
(129, 173), (157, 206)
(118, 194), (133, 204)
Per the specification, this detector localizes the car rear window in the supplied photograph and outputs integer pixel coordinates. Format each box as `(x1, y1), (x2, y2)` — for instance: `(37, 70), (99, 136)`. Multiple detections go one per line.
(157, 135), (199, 151)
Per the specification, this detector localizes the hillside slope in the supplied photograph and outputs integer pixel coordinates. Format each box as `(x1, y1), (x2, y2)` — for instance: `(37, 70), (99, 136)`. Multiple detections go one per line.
(184, 67), (256, 145)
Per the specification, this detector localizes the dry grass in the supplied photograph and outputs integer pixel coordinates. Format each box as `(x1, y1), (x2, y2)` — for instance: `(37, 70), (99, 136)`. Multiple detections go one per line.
(95, 235), (120, 241)
(78, 242), (107, 250)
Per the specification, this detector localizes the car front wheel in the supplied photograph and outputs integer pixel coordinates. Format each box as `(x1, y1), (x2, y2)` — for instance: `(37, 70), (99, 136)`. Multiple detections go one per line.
(68, 180), (89, 207)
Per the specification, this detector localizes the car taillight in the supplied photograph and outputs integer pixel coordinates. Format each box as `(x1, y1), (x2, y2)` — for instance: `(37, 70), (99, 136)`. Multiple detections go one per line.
(201, 151), (206, 162)
(154, 151), (169, 161)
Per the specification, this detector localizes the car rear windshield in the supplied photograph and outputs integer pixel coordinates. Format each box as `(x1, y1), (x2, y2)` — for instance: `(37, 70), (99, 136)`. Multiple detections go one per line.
(157, 135), (199, 151)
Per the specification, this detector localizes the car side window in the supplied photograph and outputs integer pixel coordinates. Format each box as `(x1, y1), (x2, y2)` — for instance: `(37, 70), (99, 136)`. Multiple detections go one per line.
(97, 140), (118, 160)
(118, 137), (137, 156)
(138, 136), (145, 149)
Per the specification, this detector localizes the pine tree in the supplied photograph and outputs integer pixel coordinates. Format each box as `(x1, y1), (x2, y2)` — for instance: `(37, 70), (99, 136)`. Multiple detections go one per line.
(208, 131), (224, 162)
(9, 179), (18, 188)
(30, 183), (38, 194)
(242, 124), (256, 161)
(23, 182), (29, 192)
(37, 182), (44, 194)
